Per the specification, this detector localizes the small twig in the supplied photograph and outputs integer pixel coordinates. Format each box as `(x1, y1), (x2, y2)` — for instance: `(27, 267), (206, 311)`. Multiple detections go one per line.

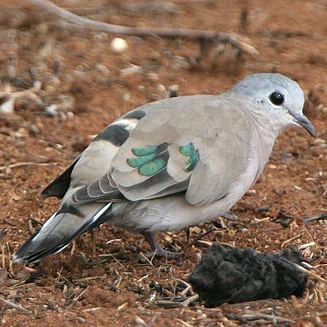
(156, 294), (199, 308)
(74, 275), (106, 283)
(6, 242), (14, 276)
(70, 240), (76, 256)
(24, 0), (258, 55)
(138, 252), (154, 266)
(226, 310), (295, 324)
(181, 294), (199, 307)
(0, 297), (32, 315)
(0, 229), (7, 243)
(98, 253), (125, 268)
(0, 161), (57, 172)
(27, 220), (35, 235)
(112, 275), (123, 290)
(82, 307), (101, 313)
(293, 263), (327, 284)
(137, 274), (149, 283)
(303, 214), (327, 223)
(183, 227), (215, 250)
(1, 245), (5, 269)
(175, 320), (193, 327)
(106, 238), (122, 244)
(173, 278), (194, 297)
(281, 232), (304, 247)
(298, 241), (316, 250)
(90, 230), (96, 257)
(66, 287), (89, 309)
(179, 285), (193, 297)
(0, 82), (41, 100)
(196, 240), (213, 247)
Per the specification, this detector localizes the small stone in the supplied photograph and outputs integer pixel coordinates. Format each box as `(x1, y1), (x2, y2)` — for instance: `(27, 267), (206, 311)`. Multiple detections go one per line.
(164, 235), (172, 243)
(45, 85), (56, 94)
(256, 205), (272, 213)
(58, 95), (75, 111)
(134, 316), (147, 327)
(110, 38), (128, 53)
(28, 124), (40, 136)
(190, 226), (202, 234)
(247, 189), (256, 194)
(15, 128), (28, 138)
(120, 64), (143, 77)
(157, 84), (168, 98)
(0, 96), (15, 114)
(168, 84), (179, 97)
(45, 104), (59, 117)
(314, 138), (326, 145)
(33, 80), (42, 91)
(47, 75), (61, 87)
(123, 91), (131, 102)
(117, 302), (128, 311)
(147, 72), (159, 81)
(66, 111), (74, 119)
(95, 64), (110, 75)
(93, 32), (108, 41)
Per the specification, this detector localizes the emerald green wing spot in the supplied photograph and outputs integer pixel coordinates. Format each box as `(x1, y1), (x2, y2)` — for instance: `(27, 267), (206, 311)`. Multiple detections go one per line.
(179, 143), (195, 156)
(127, 144), (168, 176)
(179, 142), (199, 172)
(127, 153), (156, 168)
(132, 145), (157, 156)
(139, 159), (166, 176)
(186, 149), (199, 172)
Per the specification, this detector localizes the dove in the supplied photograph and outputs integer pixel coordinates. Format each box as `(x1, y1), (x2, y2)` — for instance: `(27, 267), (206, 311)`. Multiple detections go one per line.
(14, 73), (315, 263)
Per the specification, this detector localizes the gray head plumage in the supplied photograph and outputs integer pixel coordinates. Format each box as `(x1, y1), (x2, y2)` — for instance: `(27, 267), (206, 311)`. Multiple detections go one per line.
(230, 73), (315, 136)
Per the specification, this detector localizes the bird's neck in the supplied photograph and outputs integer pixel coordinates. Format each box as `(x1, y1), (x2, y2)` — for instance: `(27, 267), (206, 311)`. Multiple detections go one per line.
(248, 110), (282, 171)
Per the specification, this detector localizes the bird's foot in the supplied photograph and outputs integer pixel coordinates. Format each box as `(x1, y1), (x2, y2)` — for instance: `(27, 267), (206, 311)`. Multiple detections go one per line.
(140, 231), (182, 261)
(221, 211), (239, 221)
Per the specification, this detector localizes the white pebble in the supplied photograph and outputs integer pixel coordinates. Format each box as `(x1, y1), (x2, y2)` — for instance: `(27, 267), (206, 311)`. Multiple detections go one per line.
(0, 96), (15, 114)
(45, 104), (59, 117)
(66, 111), (74, 119)
(110, 38), (128, 53)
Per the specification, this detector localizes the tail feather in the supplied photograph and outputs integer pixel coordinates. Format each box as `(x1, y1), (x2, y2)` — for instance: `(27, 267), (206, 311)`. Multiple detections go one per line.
(14, 202), (112, 264)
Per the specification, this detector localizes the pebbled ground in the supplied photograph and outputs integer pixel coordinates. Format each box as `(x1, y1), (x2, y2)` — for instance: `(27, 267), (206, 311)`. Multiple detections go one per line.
(0, 0), (326, 326)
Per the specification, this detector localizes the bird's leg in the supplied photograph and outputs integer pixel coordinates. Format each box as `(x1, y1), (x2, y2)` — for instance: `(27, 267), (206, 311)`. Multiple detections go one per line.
(142, 232), (181, 259)
(221, 210), (239, 221)
(90, 229), (96, 257)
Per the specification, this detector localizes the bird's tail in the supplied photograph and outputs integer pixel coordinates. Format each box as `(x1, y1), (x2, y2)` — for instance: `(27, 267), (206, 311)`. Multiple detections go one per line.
(13, 202), (112, 264)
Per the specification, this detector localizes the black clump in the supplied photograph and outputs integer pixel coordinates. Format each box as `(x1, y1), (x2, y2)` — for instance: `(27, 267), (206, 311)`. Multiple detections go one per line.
(188, 244), (307, 307)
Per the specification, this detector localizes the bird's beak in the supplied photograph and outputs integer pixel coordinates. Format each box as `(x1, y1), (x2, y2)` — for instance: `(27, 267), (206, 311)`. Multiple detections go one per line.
(290, 112), (316, 137)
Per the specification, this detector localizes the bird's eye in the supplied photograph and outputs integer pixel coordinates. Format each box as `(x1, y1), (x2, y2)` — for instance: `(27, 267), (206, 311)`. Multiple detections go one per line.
(269, 92), (285, 106)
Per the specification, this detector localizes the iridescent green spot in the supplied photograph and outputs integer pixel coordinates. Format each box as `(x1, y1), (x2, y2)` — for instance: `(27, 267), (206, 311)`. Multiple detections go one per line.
(127, 144), (168, 176)
(132, 145), (157, 156)
(179, 143), (195, 157)
(185, 149), (199, 172)
(127, 153), (156, 168)
(139, 159), (166, 176)
(179, 142), (199, 172)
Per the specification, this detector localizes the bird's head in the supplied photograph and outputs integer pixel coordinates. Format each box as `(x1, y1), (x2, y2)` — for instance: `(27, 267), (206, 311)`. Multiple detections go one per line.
(231, 73), (316, 137)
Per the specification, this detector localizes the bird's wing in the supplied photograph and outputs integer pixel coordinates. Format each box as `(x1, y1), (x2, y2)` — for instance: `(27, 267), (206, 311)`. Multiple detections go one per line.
(71, 94), (254, 206)
(41, 155), (81, 199)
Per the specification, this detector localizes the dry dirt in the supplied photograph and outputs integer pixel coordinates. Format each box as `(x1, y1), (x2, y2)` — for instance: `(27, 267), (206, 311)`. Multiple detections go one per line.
(0, 0), (326, 326)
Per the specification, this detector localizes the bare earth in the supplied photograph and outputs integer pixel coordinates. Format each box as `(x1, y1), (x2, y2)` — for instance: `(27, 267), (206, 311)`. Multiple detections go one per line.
(0, 1), (326, 326)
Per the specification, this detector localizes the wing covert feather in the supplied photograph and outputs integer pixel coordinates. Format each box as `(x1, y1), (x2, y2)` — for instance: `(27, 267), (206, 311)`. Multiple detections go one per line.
(111, 95), (254, 205)
(70, 95), (254, 205)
